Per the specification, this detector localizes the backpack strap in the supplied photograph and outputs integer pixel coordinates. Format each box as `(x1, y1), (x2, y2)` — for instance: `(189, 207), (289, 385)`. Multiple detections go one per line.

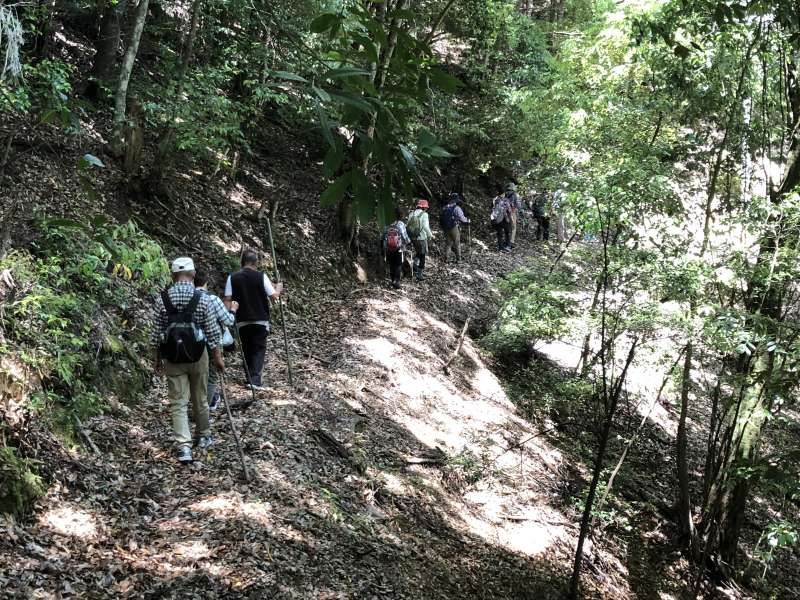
(184, 290), (203, 316)
(161, 290), (176, 314)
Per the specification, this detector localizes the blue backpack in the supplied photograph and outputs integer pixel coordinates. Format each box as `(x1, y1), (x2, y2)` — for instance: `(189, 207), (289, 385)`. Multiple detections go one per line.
(440, 205), (457, 230)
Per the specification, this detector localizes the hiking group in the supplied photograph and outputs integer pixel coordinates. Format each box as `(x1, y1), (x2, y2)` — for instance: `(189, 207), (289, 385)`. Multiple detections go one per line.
(152, 182), (566, 464)
(152, 251), (282, 463)
(382, 183), (567, 288)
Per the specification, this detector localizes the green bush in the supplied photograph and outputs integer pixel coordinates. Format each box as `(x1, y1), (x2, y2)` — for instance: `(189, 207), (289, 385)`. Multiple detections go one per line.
(0, 446), (44, 517)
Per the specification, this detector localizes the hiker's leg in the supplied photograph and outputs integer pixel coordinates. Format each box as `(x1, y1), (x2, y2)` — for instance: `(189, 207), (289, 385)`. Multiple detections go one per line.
(245, 325), (267, 386)
(238, 326), (252, 384)
(189, 350), (210, 438)
(165, 362), (192, 448)
(510, 212), (517, 244)
(452, 226), (461, 261)
(495, 223), (503, 249)
(543, 216), (550, 240)
(503, 221), (511, 248)
(418, 239), (427, 270)
(206, 357), (219, 402)
(388, 251), (402, 282)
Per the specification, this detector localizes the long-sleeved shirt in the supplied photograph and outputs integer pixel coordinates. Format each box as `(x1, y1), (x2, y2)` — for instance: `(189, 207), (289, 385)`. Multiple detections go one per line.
(407, 208), (434, 240)
(506, 191), (521, 212)
(445, 202), (470, 225)
(200, 289), (235, 329)
(151, 281), (223, 350)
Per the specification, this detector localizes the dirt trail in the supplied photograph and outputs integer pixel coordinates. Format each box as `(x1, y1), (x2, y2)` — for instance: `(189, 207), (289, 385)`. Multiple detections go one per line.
(0, 233), (615, 599)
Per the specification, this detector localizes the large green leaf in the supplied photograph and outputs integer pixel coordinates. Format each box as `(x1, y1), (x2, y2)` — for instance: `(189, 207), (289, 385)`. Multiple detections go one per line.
(320, 172), (351, 207)
(399, 144), (416, 169)
(324, 68), (372, 79)
(352, 170), (375, 223)
(328, 92), (375, 113)
(427, 68), (462, 93)
(310, 12), (340, 33)
(270, 71), (308, 83)
(323, 143), (343, 178)
(423, 145), (454, 158)
(314, 99), (335, 147)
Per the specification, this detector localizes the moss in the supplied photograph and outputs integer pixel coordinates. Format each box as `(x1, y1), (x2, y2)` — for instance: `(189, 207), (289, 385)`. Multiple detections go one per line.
(0, 445), (45, 517)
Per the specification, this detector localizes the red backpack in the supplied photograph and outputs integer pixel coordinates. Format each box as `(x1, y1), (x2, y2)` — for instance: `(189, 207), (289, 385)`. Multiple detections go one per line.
(386, 224), (402, 253)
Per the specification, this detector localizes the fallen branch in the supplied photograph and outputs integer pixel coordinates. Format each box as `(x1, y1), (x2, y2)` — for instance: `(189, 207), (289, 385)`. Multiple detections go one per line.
(310, 428), (366, 474)
(405, 446), (447, 466)
(73, 415), (100, 455)
(443, 318), (470, 374)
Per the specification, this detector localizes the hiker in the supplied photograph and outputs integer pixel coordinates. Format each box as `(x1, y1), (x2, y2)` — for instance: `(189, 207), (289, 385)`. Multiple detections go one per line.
(441, 192), (470, 263)
(407, 198), (433, 281)
(224, 250), (283, 391)
(195, 268), (237, 412)
(151, 257), (224, 464)
(533, 193), (550, 241)
(552, 187), (568, 242)
(383, 206), (411, 289)
(505, 183), (522, 248)
(490, 193), (512, 252)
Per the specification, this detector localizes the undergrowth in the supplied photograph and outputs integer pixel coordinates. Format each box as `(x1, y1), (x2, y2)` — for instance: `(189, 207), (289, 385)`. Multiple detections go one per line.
(0, 217), (169, 516)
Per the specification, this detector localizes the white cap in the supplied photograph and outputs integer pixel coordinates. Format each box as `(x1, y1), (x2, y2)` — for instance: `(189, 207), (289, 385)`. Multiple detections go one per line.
(171, 257), (195, 273)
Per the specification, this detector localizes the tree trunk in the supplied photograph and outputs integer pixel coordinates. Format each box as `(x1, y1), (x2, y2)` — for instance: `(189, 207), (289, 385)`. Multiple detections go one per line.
(90, 0), (126, 95)
(675, 340), (695, 546)
(110, 0), (150, 157)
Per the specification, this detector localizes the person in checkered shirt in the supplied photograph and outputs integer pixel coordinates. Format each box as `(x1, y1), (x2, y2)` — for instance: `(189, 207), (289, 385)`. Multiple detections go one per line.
(151, 257), (226, 464)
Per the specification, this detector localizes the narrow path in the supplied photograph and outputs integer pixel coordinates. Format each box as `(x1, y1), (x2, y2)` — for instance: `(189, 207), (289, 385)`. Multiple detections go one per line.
(0, 237), (605, 599)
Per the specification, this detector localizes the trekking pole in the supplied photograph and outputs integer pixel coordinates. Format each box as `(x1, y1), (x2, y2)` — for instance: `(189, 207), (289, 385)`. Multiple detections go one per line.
(266, 218), (294, 388)
(218, 374), (251, 482)
(233, 325), (259, 406)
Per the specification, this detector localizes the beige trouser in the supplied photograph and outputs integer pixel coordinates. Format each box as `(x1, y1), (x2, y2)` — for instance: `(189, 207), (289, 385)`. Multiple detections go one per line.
(509, 211), (518, 244)
(164, 349), (210, 447)
(444, 226), (461, 261)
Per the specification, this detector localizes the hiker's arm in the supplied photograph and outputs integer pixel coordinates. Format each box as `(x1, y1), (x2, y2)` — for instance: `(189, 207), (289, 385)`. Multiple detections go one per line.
(201, 303), (225, 372)
(150, 297), (166, 373)
(264, 274), (281, 301)
(423, 213), (433, 238)
(223, 276), (233, 309)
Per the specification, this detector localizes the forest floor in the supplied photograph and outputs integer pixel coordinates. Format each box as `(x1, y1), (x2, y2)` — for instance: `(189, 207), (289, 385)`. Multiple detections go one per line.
(2, 120), (799, 599)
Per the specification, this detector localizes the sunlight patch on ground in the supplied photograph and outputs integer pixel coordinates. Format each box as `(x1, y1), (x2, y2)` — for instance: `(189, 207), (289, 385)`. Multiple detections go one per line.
(173, 540), (212, 561)
(189, 493), (272, 527)
(40, 505), (99, 540)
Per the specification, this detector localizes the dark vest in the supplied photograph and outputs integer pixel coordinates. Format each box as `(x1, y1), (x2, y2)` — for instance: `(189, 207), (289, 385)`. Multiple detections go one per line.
(230, 269), (270, 322)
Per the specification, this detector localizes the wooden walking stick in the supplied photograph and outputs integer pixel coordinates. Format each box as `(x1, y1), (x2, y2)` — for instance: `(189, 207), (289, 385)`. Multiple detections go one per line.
(266, 218), (295, 388)
(218, 374), (251, 482)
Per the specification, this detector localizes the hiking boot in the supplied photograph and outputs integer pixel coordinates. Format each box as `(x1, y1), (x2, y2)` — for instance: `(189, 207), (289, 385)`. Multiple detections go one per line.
(208, 392), (221, 412)
(195, 435), (214, 450)
(392, 280), (401, 289)
(247, 383), (266, 392)
(176, 445), (193, 463)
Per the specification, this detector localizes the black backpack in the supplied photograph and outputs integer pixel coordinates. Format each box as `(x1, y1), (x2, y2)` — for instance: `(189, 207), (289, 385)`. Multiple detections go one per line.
(159, 290), (207, 363)
(440, 205), (457, 230)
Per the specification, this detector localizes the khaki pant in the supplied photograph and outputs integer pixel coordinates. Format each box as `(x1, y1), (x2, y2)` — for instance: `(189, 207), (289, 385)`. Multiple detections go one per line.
(444, 226), (461, 261)
(509, 211), (518, 244)
(165, 349), (210, 447)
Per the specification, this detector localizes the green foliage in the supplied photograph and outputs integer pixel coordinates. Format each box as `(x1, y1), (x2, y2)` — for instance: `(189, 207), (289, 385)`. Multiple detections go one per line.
(1, 217), (168, 414)
(0, 445), (44, 517)
(485, 269), (577, 354)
